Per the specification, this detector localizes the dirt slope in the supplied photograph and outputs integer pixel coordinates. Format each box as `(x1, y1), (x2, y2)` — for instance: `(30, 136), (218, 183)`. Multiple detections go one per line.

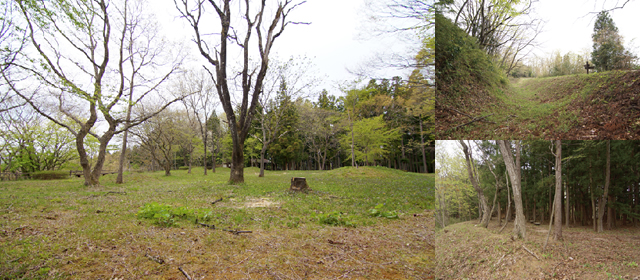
(436, 220), (640, 279)
(437, 70), (640, 139)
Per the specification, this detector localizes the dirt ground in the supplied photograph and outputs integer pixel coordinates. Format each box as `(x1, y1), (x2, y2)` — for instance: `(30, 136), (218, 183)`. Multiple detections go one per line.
(2, 209), (434, 279)
(436, 219), (640, 279)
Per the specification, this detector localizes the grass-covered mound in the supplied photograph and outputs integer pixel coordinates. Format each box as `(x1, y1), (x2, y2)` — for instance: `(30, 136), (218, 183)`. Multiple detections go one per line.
(327, 166), (408, 178)
(435, 12), (508, 137)
(0, 167), (434, 279)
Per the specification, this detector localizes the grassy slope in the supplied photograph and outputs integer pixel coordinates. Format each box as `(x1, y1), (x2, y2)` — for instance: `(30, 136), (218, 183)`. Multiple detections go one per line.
(0, 167), (434, 279)
(437, 220), (640, 279)
(437, 70), (640, 139)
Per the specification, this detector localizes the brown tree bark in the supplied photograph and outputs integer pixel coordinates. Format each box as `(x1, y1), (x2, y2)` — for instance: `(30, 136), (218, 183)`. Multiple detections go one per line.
(553, 140), (562, 241)
(459, 140), (490, 228)
(498, 140), (526, 239)
(597, 140), (611, 232)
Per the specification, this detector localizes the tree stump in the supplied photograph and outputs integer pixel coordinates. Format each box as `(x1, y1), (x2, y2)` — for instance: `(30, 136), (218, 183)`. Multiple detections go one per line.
(290, 177), (309, 192)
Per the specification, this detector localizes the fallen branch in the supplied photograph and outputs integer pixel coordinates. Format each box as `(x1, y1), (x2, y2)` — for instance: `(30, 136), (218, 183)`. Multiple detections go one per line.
(104, 191), (127, 196)
(450, 114), (496, 132)
(221, 228), (252, 235)
(522, 245), (540, 260)
(178, 267), (192, 280)
(145, 253), (164, 264)
(197, 222), (215, 229)
(211, 197), (223, 205)
(328, 239), (344, 245)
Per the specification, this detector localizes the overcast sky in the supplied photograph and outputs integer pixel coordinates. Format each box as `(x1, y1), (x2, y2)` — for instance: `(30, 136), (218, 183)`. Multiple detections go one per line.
(152, 0), (419, 99)
(531, 0), (640, 60)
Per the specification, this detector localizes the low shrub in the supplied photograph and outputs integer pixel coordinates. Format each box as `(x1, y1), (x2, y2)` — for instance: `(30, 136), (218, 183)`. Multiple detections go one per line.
(368, 203), (399, 219)
(31, 171), (69, 180)
(316, 211), (356, 227)
(137, 202), (213, 227)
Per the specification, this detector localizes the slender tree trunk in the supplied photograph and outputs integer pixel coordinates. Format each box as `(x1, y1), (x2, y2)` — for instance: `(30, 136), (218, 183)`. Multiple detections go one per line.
(211, 144), (216, 173)
(348, 111), (355, 168)
(459, 140), (490, 228)
(597, 140), (611, 232)
(419, 115), (427, 173)
(553, 140), (562, 241)
(565, 181), (569, 227)
(590, 159), (596, 231)
(498, 140), (526, 239)
(499, 169), (511, 233)
(259, 143), (268, 177)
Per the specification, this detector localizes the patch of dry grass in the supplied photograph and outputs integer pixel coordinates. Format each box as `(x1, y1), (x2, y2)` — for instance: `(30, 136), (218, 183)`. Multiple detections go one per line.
(437, 219), (640, 279)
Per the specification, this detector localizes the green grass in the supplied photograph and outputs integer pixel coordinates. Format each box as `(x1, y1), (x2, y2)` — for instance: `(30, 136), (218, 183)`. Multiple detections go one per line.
(0, 166), (434, 278)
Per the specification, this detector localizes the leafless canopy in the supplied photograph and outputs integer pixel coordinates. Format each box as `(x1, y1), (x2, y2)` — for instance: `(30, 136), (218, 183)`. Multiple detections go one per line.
(174, 0), (306, 183)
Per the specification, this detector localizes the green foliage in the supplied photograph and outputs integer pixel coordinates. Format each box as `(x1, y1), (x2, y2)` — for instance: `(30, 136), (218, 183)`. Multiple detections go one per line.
(341, 115), (401, 165)
(591, 11), (634, 71)
(137, 202), (213, 227)
(435, 12), (506, 98)
(316, 211), (356, 227)
(368, 203), (399, 219)
(31, 171), (69, 180)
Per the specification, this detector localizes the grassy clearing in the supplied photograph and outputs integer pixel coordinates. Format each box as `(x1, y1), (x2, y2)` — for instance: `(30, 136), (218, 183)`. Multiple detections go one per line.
(437, 70), (640, 139)
(0, 166), (434, 279)
(437, 220), (640, 279)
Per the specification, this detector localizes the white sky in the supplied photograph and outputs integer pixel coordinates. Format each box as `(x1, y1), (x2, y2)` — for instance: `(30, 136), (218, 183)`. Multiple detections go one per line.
(152, 0), (418, 99)
(531, 0), (640, 59)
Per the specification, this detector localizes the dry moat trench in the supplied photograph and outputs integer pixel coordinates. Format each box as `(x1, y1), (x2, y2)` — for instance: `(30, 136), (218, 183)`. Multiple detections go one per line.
(436, 70), (640, 139)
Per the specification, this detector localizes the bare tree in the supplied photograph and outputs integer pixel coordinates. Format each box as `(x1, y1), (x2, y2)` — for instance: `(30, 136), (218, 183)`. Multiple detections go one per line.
(0, 1), (27, 114)
(449, 0), (543, 74)
(5, 0), (184, 186)
(459, 140), (490, 228)
(116, 0), (184, 183)
(175, 0), (306, 184)
(498, 140), (526, 239)
(179, 70), (218, 175)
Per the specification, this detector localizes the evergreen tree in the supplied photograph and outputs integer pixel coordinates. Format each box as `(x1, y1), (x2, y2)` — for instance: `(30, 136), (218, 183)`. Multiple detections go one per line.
(591, 11), (625, 72)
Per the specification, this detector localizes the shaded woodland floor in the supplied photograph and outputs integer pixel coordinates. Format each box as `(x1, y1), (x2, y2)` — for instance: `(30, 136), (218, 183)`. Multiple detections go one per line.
(437, 70), (640, 139)
(436, 219), (640, 279)
(0, 167), (434, 279)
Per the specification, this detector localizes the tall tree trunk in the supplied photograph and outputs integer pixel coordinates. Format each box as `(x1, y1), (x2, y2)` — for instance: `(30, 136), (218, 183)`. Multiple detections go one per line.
(590, 158), (596, 231)
(499, 169), (511, 233)
(553, 140), (562, 241)
(565, 181), (569, 227)
(419, 116), (427, 173)
(348, 111), (355, 168)
(597, 140), (611, 232)
(259, 141), (268, 177)
(230, 137), (245, 183)
(459, 140), (490, 228)
(211, 145), (216, 173)
(498, 140), (526, 239)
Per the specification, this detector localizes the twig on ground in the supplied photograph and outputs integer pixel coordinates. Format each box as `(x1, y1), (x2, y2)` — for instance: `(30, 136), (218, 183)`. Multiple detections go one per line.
(522, 245), (540, 260)
(178, 267), (192, 280)
(221, 228), (252, 235)
(496, 253), (506, 266)
(198, 222), (215, 229)
(104, 191), (126, 196)
(145, 253), (164, 264)
(328, 239), (344, 245)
